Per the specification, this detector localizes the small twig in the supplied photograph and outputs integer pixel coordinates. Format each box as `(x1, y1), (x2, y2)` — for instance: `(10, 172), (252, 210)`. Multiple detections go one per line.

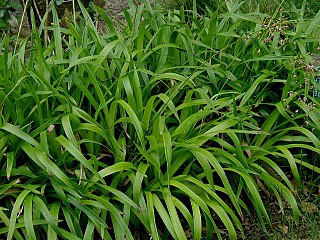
(44, 0), (49, 46)
(20, 0), (30, 29)
(32, 0), (42, 23)
(72, 0), (76, 24)
(14, 0), (30, 53)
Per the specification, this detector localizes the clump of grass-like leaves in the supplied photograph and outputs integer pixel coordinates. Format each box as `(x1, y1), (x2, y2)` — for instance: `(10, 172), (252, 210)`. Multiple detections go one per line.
(0, 0), (320, 239)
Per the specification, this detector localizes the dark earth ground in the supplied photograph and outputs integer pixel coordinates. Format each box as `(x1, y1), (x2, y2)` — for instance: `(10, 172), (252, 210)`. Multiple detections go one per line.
(10, 0), (128, 33)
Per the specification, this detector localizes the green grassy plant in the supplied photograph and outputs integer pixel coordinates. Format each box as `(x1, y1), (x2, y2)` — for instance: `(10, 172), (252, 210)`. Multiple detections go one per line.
(0, 0), (319, 239)
(160, 0), (320, 16)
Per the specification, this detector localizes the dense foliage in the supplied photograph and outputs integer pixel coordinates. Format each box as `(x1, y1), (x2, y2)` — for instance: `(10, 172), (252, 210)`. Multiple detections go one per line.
(0, 0), (20, 30)
(0, 0), (319, 239)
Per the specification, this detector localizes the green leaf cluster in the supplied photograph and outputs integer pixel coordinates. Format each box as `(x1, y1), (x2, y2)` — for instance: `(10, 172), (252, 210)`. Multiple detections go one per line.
(0, 0), (20, 30)
(0, 0), (319, 239)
